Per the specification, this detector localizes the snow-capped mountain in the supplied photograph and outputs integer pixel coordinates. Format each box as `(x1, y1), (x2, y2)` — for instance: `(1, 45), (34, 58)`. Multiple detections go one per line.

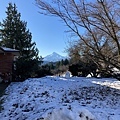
(43, 52), (66, 62)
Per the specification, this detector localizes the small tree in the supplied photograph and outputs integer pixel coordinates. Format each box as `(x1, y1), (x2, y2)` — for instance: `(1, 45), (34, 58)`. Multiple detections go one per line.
(64, 59), (69, 66)
(0, 3), (42, 81)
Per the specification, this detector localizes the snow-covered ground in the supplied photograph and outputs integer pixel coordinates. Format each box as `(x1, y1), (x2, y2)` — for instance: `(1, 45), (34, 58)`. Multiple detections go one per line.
(0, 76), (120, 120)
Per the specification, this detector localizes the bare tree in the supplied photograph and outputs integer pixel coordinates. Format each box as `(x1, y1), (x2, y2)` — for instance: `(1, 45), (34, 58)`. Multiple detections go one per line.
(36, 0), (120, 70)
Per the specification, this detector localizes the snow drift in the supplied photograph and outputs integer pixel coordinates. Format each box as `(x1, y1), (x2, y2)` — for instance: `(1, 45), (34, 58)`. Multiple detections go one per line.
(41, 107), (95, 120)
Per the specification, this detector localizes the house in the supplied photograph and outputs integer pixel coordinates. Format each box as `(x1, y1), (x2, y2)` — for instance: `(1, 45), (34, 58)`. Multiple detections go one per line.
(0, 47), (19, 82)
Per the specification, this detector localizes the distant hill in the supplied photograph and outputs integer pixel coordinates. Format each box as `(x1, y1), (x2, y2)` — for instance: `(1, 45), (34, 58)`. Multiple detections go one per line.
(43, 52), (66, 63)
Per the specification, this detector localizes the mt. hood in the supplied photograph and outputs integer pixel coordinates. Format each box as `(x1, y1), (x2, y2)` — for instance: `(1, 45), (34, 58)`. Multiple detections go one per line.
(43, 52), (66, 62)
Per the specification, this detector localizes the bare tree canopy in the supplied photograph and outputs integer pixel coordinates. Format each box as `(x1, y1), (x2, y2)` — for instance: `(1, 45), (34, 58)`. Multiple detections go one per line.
(36, 0), (120, 71)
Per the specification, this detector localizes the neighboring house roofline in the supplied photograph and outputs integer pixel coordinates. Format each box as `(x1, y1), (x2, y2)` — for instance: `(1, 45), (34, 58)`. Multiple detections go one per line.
(0, 47), (20, 56)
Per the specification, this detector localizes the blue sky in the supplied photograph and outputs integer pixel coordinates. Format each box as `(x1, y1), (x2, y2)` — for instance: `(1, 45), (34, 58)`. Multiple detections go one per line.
(0, 0), (68, 57)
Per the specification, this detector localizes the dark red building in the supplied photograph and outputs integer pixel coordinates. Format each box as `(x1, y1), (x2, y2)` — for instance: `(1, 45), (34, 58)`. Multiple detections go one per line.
(0, 47), (19, 82)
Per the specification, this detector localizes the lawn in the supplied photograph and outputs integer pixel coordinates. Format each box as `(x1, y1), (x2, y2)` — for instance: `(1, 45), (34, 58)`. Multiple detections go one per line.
(0, 76), (120, 120)
(0, 83), (9, 111)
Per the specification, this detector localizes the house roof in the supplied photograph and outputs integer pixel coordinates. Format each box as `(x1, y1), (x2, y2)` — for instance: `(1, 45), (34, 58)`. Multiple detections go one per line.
(0, 47), (20, 56)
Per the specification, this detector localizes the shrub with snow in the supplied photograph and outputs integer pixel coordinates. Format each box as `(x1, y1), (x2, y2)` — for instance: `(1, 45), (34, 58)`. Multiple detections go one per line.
(65, 71), (71, 78)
